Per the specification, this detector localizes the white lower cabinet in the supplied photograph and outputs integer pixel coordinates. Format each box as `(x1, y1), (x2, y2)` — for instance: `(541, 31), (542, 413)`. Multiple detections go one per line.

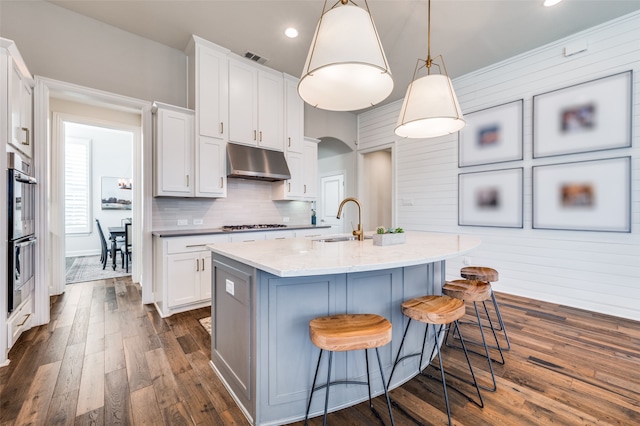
(153, 228), (333, 316)
(153, 234), (229, 317)
(167, 250), (211, 308)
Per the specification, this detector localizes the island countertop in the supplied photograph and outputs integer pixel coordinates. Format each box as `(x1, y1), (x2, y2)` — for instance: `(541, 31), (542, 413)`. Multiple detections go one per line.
(207, 231), (481, 277)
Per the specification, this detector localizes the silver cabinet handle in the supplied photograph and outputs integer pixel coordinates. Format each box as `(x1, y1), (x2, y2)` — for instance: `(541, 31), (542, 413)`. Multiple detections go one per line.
(220, 122), (224, 134)
(220, 177), (224, 188)
(196, 258), (200, 271)
(201, 258), (205, 271)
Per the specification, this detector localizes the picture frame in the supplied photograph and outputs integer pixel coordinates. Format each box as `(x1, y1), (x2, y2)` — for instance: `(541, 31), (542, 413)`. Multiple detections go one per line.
(458, 99), (523, 167)
(458, 167), (523, 228)
(533, 71), (632, 158)
(532, 157), (631, 232)
(101, 176), (132, 210)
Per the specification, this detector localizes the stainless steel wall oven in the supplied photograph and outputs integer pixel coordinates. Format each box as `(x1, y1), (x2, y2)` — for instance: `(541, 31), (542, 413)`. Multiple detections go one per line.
(7, 152), (37, 315)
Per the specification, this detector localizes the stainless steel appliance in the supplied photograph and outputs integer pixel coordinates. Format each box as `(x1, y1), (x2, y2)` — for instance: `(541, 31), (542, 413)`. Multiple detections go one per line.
(7, 152), (37, 315)
(8, 152), (36, 240)
(8, 236), (36, 314)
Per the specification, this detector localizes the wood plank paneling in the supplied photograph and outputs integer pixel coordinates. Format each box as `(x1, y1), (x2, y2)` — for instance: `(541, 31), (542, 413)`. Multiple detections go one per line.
(359, 11), (640, 321)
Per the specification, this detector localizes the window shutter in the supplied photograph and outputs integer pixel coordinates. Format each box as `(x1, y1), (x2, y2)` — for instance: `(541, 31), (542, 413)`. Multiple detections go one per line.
(65, 137), (91, 234)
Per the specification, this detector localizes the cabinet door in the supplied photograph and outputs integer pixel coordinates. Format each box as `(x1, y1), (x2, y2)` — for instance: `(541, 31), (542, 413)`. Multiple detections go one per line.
(9, 62), (32, 158)
(228, 58), (258, 146)
(167, 252), (201, 307)
(257, 70), (284, 151)
(198, 44), (228, 140)
(155, 107), (194, 196)
(284, 75), (304, 154)
(196, 136), (226, 197)
(302, 140), (318, 200)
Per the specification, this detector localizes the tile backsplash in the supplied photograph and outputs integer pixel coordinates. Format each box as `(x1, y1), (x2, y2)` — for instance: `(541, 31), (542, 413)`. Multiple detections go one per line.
(152, 178), (313, 230)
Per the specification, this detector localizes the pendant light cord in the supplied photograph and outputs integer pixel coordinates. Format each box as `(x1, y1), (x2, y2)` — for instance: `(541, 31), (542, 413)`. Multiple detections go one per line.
(426, 0), (432, 71)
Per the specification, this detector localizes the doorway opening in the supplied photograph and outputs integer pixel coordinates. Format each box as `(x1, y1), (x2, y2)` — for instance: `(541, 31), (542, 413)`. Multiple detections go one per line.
(358, 145), (394, 232)
(61, 120), (135, 284)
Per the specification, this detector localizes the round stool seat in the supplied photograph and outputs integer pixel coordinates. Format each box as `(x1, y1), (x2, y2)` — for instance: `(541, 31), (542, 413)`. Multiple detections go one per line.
(443, 279), (492, 302)
(309, 314), (392, 352)
(461, 266), (499, 282)
(401, 295), (465, 325)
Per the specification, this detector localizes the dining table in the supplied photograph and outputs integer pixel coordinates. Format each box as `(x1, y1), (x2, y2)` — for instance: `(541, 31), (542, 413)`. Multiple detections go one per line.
(107, 226), (125, 270)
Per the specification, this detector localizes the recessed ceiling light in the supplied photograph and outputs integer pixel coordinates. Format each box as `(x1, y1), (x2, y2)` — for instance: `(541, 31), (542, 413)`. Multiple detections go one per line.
(544, 0), (563, 6)
(284, 28), (298, 38)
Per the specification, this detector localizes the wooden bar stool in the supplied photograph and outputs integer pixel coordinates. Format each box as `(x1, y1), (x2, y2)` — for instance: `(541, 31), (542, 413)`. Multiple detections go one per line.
(443, 279), (502, 392)
(304, 313), (395, 426)
(461, 266), (511, 351)
(388, 295), (483, 426)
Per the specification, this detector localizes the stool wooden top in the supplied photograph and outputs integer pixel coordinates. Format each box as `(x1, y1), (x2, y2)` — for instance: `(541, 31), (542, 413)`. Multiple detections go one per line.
(401, 295), (465, 325)
(309, 314), (392, 352)
(461, 266), (499, 282)
(443, 279), (492, 302)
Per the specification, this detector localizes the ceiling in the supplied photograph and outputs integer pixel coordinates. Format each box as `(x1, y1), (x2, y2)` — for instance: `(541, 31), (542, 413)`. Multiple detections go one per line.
(47, 0), (640, 111)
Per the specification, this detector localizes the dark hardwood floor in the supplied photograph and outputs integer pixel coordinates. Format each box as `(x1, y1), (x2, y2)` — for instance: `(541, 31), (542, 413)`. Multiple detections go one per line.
(1, 276), (639, 425)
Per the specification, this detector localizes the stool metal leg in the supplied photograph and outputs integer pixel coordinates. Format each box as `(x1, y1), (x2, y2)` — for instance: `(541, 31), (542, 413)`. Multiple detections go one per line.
(375, 347), (395, 426)
(432, 324), (453, 426)
(305, 349), (324, 425)
(490, 292), (511, 350)
(323, 351), (333, 426)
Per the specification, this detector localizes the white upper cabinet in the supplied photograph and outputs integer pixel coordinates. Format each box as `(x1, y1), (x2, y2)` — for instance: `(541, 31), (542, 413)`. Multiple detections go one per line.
(153, 103), (194, 197)
(182, 36), (229, 198)
(228, 57), (284, 151)
(284, 74), (304, 154)
(301, 137), (319, 200)
(187, 36), (229, 142)
(273, 137), (318, 201)
(2, 39), (34, 159)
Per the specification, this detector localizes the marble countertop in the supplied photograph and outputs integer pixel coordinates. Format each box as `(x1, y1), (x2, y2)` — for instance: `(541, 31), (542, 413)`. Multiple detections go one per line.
(207, 231), (481, 277)
(152, 224), (331, 238)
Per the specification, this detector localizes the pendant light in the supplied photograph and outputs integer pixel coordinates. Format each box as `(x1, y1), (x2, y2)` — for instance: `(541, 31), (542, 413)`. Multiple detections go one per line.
(298, 0), (393, 112)
(395, 0), (465, 138)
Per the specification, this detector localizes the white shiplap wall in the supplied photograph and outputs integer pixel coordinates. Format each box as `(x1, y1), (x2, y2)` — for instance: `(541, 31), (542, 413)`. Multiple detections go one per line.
(358, 11), (640, 321)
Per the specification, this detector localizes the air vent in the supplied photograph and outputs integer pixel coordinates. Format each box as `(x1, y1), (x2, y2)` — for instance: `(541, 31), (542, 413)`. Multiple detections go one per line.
(243, 51), (268, 65)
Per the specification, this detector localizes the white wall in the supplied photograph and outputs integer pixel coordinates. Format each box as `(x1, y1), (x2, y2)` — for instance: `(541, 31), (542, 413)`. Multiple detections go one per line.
(0, 0), (187, 106)
(359, 11), (640, 320)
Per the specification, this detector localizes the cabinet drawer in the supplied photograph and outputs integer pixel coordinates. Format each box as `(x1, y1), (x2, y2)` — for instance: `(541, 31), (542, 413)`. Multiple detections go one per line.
(166, 234), (230, 254)
(8, 297), (33, 348)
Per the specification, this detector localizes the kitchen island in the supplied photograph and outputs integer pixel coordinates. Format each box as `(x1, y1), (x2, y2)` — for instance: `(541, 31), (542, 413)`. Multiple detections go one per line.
(207, 231), (480, 426)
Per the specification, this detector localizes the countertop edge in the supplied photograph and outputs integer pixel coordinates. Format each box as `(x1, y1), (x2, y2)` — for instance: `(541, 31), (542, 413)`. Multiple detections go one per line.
(151, 225), (331, 238)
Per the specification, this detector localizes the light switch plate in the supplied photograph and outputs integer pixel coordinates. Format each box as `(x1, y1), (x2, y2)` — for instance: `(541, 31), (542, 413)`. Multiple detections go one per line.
(193, 219), (203, 225)
(225, 279), (235, 296)
(177, 219), (188, 226)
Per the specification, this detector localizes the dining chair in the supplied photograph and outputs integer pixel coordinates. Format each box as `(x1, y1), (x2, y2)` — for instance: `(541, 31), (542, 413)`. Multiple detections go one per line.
(96, 219), (123, 270)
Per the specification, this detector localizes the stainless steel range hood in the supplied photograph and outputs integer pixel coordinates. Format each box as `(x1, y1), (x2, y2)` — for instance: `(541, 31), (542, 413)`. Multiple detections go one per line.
(226, 143), (291, 182)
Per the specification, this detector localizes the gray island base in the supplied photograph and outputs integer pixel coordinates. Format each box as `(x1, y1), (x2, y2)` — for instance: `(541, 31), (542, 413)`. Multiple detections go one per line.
(208, 232), (481, 425)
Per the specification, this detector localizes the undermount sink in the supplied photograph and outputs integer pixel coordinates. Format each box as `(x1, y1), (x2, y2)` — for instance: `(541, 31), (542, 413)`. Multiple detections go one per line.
(313, 235), (373, 243)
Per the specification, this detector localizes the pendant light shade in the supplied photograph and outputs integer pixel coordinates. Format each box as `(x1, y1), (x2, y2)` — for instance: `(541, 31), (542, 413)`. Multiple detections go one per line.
(395, 72), (465, 138)
(395, 0), (465, 138)
(298, 1), (393, 112)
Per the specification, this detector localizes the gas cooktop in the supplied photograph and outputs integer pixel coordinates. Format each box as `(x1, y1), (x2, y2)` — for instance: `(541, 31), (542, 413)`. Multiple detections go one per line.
(221, 224), (288, 232)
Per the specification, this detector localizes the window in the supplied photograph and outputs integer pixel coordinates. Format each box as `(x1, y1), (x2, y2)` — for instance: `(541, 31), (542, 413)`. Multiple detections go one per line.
(65, 136), (91, 234)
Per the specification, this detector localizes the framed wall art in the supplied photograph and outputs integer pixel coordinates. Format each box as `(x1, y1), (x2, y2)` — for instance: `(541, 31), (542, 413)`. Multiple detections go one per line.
(458, 167), (523, 228)
(533, 70), (632, 158)
(458, 99), (523, 167)
(532, 157), (631, 232)
(101, 176), (132, 210)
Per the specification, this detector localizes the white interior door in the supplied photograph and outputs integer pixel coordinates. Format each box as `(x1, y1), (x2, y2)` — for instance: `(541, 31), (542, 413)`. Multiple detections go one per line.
(319, 173), (344, 231)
